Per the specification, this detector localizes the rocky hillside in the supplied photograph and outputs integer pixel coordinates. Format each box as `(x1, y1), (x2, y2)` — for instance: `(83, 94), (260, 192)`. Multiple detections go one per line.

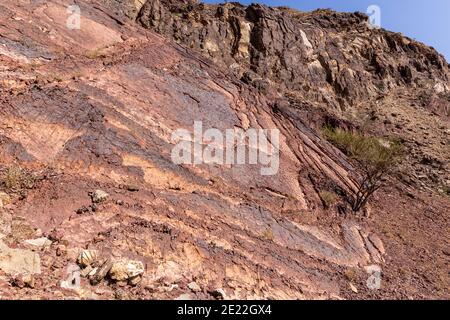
(0, 0), (448, 300)
(139, 0), (450, 191)
(139, 0), (449, 103)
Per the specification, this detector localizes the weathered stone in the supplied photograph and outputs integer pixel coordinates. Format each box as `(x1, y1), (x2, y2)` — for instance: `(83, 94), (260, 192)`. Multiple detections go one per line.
(90, 259), (113, 285)
(77, 250), (98, 268)
(56, 244), (67, 256)
(128, 275), (142, 286)
(22, 274), (35, 288)
(187, 281), (201, 292)
(126, 185), (139, 192)
(90, 190), (109, 203)
(67, 248), (82, 261)
(80, 265), (94, 277)
(24, 237), (52, 249)
(0, 240), (41, 275)
(108, 259), (144, 282)
(11, 275), (25, 288)
(10, 217), (36, 242)
(47, 229), (64, 242)
(368, 234), (386, 256)
(175, 293), (194, 300)
(152, 260), (183, 284)
(60, 264), (81, 291)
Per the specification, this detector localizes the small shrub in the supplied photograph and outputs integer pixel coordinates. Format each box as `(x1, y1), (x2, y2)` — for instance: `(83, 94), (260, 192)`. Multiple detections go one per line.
(277, 6), (305, 18)
(85, 46), (108, 59)
(440, 185), (450, 197)
(262, 228), (274, 241)
(1, 166), (36, 191)
(318, 190), (338, 208)
(323, 126), (402, 212)
(344, 268), (358, 282)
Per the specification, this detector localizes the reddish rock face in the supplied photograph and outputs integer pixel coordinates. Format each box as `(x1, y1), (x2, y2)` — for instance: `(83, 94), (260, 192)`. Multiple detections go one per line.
(139, 0), (450, 189)
(0, 0), (448, 300)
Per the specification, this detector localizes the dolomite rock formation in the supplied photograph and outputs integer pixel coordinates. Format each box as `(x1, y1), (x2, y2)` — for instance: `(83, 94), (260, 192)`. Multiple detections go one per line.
(138, 0), (450, 191)
(0, 0), (448, 300)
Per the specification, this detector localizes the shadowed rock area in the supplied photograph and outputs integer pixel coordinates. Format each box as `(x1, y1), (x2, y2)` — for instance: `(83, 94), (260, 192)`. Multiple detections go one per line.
(0, 0), (448, 300)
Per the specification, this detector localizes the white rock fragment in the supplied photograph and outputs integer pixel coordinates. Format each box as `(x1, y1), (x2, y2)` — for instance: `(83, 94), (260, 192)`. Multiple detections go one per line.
(24, 237), (52, 249)
(300, 29), (313, 55)
(188, 281), (201, 292)
(0, 240), (41, 275)
(108, 259), (144, 281)
(175, 293), (194, 300)
(60, 263), (81, 290)
(90, 190), (109, 203)
(349, 283), (358, 293)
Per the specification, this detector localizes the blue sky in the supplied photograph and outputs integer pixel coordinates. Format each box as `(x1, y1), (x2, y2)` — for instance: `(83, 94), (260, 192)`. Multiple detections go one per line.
(203, 0), (450, 61)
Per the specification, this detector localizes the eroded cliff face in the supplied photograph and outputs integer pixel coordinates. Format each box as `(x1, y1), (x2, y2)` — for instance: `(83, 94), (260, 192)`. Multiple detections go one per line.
(138, 0), (450, 190)
(138, 0), (449, 105)
(0, 0), (448, 300)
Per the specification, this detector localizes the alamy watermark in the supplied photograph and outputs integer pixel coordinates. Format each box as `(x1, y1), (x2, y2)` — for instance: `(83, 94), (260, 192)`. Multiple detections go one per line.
(66, 5), (81, 30)
(60, 263), (81, 290)
(367, 5), (381, 29)
(365, 265), (382, 290)
(171, 121), (280, 176)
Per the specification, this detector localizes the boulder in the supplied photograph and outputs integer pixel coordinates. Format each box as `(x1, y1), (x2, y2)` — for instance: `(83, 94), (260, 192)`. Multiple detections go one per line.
(11, 273), (35, 288)
(108, 259), (144, 282)
(77, 249), (98, 268)
(24, 237), (52, 249)
(188, 281), (201, 292)
(90, 259), (113, 285)
(90, 190), (109, 203)
(0, 240), (41, 275)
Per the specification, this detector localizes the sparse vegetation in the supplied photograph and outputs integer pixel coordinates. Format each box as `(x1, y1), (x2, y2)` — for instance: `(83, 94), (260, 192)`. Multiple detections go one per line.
(344, 267), (358, 282)
(262, 228), (274, 241)
(318, 190), (338, 209)
(277, 6), (306, 18)
(323, 126), (402, 212)
(85, 46), (108, 59)
(1, 165), (37, 191)
(440, 185), (450, 197)
(35, 73), (64, 85)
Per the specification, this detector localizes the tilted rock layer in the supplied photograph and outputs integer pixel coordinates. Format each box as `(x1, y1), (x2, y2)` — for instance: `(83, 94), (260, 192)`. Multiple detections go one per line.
(0, 0), (448, 299)
(138, 0), (450, 189)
